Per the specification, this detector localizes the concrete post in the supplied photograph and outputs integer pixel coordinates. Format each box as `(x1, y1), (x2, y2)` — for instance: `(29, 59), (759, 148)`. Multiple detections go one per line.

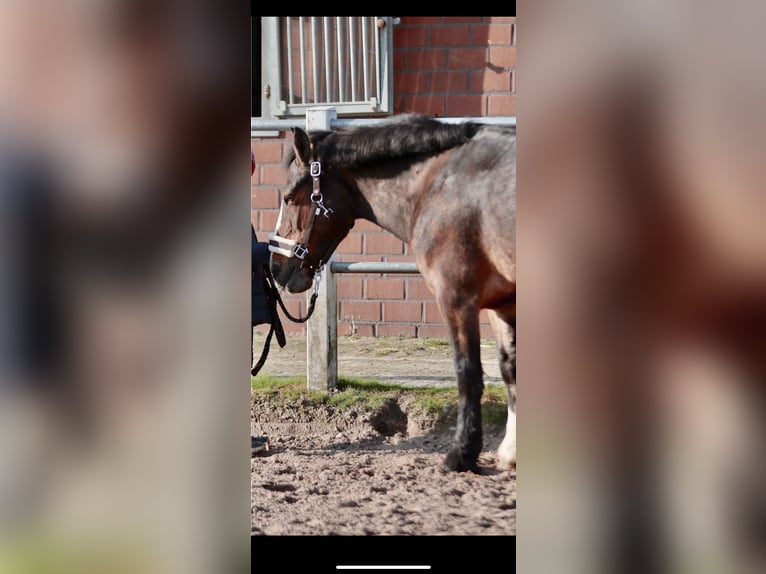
(305, 106), (337, 132)
(306, 253), (337, 392)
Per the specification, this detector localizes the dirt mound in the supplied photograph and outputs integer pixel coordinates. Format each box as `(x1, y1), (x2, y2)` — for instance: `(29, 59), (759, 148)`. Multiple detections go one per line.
(251, 393), (516, 536)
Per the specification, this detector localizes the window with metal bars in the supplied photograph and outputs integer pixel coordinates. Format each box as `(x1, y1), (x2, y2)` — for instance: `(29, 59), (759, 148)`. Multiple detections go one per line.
(258, 17), (394, 118)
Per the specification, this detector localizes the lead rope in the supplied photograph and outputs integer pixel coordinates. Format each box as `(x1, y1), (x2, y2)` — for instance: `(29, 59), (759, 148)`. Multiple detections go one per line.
(251, 264), (321, 376)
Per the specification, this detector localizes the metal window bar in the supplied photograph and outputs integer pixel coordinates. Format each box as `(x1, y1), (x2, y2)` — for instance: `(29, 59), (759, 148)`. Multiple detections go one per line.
(361, 18), (369, 101)
(348, 17), (356, 102)
(299, 17), (306, 103)
(286, 17), (294, 104)
(323, 18), (331, 102)
(374, 19), (381, 103)
(336, 17), (344, 101)
(311, 17), (319, 104)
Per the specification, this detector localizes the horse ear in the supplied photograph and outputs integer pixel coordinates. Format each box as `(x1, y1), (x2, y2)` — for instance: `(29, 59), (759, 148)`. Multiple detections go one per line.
(291, 127), (312, 168)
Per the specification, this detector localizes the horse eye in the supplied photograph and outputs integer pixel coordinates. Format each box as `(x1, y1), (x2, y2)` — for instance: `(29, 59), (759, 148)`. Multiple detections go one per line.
(283, 194), (295, 205)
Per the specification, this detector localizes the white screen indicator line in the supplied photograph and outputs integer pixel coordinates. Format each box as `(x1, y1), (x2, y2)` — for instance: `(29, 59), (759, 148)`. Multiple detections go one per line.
(336, 567), (431, 571)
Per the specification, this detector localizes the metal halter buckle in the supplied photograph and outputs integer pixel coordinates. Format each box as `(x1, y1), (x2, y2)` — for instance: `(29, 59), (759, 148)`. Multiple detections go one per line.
(293, 244), (309, 259)
(309, 161), (321, 177)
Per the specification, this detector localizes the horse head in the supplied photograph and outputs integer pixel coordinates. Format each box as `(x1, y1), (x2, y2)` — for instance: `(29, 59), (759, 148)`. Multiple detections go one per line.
(268, 127), (356, 293)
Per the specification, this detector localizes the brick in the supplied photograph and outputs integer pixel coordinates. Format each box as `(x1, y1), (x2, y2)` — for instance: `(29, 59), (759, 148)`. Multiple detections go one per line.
(470, 24), (513, 46)
(447, 47), (489, 69)
(278, 297), (303, 319)
(351, 219), (383, 232)
(405, 49), (448, 71)
(337, 277), (363, 299)
(338, 322), (374, 337)
(471, 69), (512, 92)
(260, 164), (289, 185)
(364, 234), (405, 255)
(489, 46), (516, 68)
(251, 141), (283, 163)
(479, 309), (492, 325)
(424, 302), (445, 323)
(377, 324), (417, 338)
(337, 233), (362, 254)
(431, 71), (470, 93)
(405, 279), (435, 300)
(400, 17), (442, 25)
(336, 254), (383, 263)
(383, 301), (423, 322)
(394, 51), (406, 73)
(488, 94), (515, 115)
(489, 17), (515, 23)
(366, 278), (404, 299)
(405, 94), (446, 116)
(417, 325), (451, 339)
(394, 94), (407, 114)
(395, 71), (429, 94)
(430, 26), (470, 47)
(443, 17), (484, 24)
(282, 322), (306, 335)
(341, 301), (381, 322)
(251, 187), (280, 209)
(395, 27), (429, 48)
(447, 94), (487, 116)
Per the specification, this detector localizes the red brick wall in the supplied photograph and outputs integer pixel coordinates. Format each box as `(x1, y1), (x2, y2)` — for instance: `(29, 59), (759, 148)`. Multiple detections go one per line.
(253, 16), (515, 338)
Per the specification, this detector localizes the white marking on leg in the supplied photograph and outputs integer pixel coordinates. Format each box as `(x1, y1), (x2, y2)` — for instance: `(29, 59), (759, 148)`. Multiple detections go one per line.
(498, 404), (516, 469)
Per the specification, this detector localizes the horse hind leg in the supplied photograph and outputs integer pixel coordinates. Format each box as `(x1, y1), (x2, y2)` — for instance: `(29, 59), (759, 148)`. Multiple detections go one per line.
(488, 309), (516, 470)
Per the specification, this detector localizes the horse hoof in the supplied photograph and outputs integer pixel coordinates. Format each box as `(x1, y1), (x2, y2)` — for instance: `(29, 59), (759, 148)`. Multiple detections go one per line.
(497, 436), (516, 470)
(443, 449), (480, 473)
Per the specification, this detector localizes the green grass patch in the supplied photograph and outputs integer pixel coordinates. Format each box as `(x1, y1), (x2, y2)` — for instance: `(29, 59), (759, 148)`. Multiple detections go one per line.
(252, 374), (509, 428)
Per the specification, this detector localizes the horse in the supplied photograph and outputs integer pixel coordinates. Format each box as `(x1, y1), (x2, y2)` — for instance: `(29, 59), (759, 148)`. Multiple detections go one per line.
(267, 114), (516, 473)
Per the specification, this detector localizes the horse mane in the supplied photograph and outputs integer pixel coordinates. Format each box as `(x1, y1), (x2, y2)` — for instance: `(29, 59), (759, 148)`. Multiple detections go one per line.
(286, 114), (485, 170)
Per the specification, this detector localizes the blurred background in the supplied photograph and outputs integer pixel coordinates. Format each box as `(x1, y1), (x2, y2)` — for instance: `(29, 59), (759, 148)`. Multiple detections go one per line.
(519, 1), (766, 573)
(0, 1), (251, 573)
(4, 1), (766, 572)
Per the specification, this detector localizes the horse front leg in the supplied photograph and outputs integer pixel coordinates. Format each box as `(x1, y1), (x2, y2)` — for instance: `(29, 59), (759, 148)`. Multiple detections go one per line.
(441, 298), (484, 473)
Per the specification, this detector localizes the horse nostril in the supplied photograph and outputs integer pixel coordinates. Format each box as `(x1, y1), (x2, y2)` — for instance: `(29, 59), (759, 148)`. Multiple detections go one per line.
(270, 260), (281, 278)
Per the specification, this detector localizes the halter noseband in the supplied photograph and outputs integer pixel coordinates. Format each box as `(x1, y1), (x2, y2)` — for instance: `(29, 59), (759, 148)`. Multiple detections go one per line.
(268, 160), (335, 271)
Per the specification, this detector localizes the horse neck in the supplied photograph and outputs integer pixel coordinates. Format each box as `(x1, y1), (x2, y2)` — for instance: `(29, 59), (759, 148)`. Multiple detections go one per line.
(349, 155), (437, 243)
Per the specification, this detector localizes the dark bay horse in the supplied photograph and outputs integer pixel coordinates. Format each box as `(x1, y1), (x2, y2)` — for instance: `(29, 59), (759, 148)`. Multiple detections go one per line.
(268, 114), (516, 472)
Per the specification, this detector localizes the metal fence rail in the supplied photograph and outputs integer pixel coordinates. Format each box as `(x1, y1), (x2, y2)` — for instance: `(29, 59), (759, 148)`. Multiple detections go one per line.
(307, 256), (423, 391)
(252, 115), (516, 136)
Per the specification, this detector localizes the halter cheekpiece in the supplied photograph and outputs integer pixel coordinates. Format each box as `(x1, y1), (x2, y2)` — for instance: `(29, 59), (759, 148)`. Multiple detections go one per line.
(268, 159), (334, 271)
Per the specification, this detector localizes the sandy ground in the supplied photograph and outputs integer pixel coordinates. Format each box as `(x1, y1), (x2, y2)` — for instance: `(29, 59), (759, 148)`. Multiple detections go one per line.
(251, 333), (515, 536)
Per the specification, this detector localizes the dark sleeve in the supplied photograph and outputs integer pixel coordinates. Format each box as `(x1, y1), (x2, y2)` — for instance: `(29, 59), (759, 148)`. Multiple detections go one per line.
(252, 228), (270, 270)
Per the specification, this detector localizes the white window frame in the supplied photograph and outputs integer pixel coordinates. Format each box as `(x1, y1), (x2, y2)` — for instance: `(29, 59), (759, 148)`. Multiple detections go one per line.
(259, 16), (394, 119)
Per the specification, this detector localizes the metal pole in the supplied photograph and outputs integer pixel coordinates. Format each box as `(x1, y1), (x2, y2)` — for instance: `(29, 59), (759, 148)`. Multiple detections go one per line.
(323, 18), (332, 102)
(361, 18), (369, 101)
(330, 261), (419, 274)
(286, 17), (294, 104)
(336, 17), (344, 102)
(299, 17), (306, 104)
(311, 17), (319, 103)
(349, 17), (357, 102)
